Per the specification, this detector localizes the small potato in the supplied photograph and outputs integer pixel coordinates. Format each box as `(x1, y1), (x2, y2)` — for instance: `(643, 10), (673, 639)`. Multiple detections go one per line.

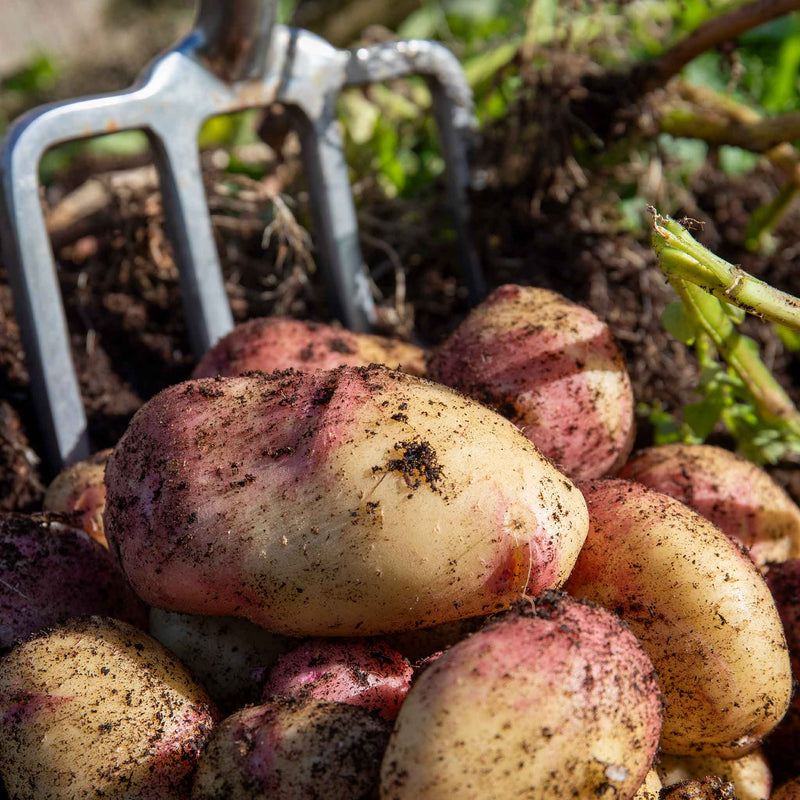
(0, 513), (147, 650)
(43, 448), (111, 547)
(428, 284), (635, 482)
(657, 750), (771, 800)
(773, 778), (800, 800)
(191, 699), (391, 799)
(659, 778), (737, 799)
(380, 593), (662, 799)
(632, 769), (662, 800)
(565, 479), (792, 758)
(262, 638), (413, 720)
(193, 316), (427, 378)
(105, 366), (588, 636)
(149, 609), (295, 712)
(621, 443), (800, 566)
(0, 617), (217, 799)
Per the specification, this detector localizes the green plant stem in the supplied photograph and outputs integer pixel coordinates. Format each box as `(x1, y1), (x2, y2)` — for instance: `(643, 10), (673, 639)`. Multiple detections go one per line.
(667, 275), (800, 435)
(651, 211), (800, 330)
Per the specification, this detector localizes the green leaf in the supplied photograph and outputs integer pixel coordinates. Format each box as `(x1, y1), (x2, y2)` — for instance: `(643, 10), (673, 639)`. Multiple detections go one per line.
(463, 40), (521, 88)
(1, 54), (58, 93)
(775, 323), (800, 352)
(721, 301), (746, 325)
(662, 301), (697, 345)
(684, 397), (724, 439)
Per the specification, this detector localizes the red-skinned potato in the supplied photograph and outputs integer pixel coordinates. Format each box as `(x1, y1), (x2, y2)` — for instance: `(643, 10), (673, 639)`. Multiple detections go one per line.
(380, 594), (662, 799)
(43, 449), (111, 548)
(0, 513), (147, 650)
(191, 698), (391, 799)
(104, 366), (588, 636)
(262, 638), (412, 720)
(0, 617), (217, 799)
(428, 284), (635, 482)
(193, 316), (427, 378)
(620, 443), (800, 566)
(565, 479), (792, 758)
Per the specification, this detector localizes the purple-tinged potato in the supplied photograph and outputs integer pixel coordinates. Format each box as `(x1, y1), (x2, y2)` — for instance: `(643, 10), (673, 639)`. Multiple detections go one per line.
(773, 778), (800, 800)
(620, 444), (800, 567)
(105, 366), (588, 636)
(149, 609), (296, 713)
(43, 448), (111, 548)
(428, 284), (635, 482)
(380, 594), (663, 799)
(193, 316), (427, 378)
(763, 560), (800, 781)
(659, 778), (737, 800)
(0, 617), (217, 799)
(0, 513), (147, 651)
(262, 638), (412, 720)
(191, 699), (391, 800)
(565, 479), (792, 758)
(657, 750), (772, 800)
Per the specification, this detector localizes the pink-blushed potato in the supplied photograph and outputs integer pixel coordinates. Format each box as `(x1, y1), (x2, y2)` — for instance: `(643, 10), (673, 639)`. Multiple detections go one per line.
(565, 479), (792, 758)
(428, 284), (635, 482)
(773, 778), (800, 800)
(105, 366), (588, 636)
(43, 448), (111, 547)
(763, 560), (800, 781)
(193, 316), (427, 378)
(0, 513), (147, 650)
(0, 617), (217, 799)
(148, 609), (296, 713)
(632, 769), (662, 800)
(262, 638), (412, 720)
(657, 750), (772, 800)
(620, 444), (800, 566)
(191, 699), (391, 799)
(380, 594), (662, 799)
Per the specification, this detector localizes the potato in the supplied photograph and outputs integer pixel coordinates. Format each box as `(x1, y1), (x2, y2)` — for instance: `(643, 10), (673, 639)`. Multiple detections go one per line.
(0, 513), (147, 650)
(105, 366), (588, 636)
(633, 769), (663, 800)
(43, 448), (111, 548)
(659, 778), (737, 799)
(379, 594), (662, 799)
(773, 778), (800, 800)
(763, 560), (800, 781)
(193, 316), (427, 378)
(564, 479), (792, 757)
(428, 284), (635, 482)
(620, 444), (800, 566)
(657, 750), (771, 800)
(262, 638), (412, 720)
(148, 609), (295, 712)
(0, 616), (216, 799)
(191, 698), (391, 799)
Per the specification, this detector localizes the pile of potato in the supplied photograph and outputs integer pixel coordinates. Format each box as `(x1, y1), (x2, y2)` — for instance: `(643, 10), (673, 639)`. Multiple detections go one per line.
(1, 285), (799, 799)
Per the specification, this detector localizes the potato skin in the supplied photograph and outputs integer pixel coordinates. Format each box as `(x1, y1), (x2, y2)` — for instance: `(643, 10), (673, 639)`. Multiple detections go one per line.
(191, 699), (391, 799)
(380, 593), (662, 799)
(105, 366), (588, 636)
(659, 778), (738, 800)
(620, 443), (800, 566)
(262, 638), (413, 720)
(43, 449), (112, 548)
(0, 617), (216, 799)
(657, 750), (772, 800)
(773, 778), (800, 800)
(193, 316), (427, 378)
(0, 513), (147, 650)
(428, 284), (635, 482)
(632, 769), (662, 800)
(565, 479), (792, 757)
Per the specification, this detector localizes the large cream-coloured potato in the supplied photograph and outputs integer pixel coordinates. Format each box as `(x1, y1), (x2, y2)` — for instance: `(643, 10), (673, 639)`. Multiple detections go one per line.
(429, 284), (635, 481)
(0, 617), (216, 799)
(380, 594), (662, 799)
(565, 479), (791, 757)
(621, 443), (800, 566)
(105, 366), (588, 636)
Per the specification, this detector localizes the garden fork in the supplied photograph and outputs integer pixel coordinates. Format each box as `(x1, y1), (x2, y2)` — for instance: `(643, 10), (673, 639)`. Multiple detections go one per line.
(0, 0), (484, 472)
